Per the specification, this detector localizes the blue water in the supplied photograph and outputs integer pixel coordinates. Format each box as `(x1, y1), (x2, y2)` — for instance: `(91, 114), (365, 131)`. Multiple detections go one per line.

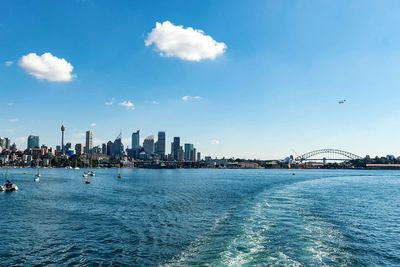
(0, 169), (399, 266)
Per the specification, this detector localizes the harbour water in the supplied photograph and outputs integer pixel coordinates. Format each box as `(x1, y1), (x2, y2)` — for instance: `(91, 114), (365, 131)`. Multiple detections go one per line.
(0, 169), (399, 266)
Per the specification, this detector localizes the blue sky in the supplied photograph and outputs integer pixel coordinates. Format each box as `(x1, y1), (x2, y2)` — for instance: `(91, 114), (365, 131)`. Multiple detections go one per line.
(1, 0), (400, 159)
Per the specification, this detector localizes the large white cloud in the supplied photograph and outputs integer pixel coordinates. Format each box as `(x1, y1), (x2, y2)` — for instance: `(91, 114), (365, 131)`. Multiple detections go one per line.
(19, 52), (75, 82)
(145, 21), (227, 61)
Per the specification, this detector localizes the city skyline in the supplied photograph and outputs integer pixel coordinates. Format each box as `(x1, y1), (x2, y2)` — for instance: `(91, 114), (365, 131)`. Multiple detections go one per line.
(2, 1), (400, 158)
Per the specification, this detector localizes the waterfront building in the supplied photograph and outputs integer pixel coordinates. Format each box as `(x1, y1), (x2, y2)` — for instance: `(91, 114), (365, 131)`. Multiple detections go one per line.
(27, 135), (39, 150)
(184, 143), (194, 161)
(143, 136), (155, 155)
(40, 145), (48, 156)
(155, 131), (166, 156)
(75, 143), (83, 155)
(85, 130), (93, 153)
(197, 152), (201, 162)
(131, 130), (140, 159)
(31, 148), (42, 160)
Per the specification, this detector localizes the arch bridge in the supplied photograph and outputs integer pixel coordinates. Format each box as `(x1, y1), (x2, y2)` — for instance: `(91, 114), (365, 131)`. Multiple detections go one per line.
(295, 149), (362, 162)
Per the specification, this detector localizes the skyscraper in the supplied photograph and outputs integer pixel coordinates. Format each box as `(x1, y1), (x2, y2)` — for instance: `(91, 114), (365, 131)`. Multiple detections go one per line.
(85, 130), (93, 153)
(177, 146), (184, 161)
(155, 131), (166, 156)
(75, 143), (83, 155)
(184, 143), (194, 161)
(131, 130), (140, 159)
(191, 148), (196, 162)
(27, 135), (39, 150)
(111, 133), (124, 158)
(101, 143), (107, 154)
(172, 137), (180, 160)
(143, 136), (155, 155)
(106, 141), (113, 156)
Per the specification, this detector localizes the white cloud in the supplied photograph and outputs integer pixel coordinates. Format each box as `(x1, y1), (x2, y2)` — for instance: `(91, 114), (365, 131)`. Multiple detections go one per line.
(211, 139), (220, 145)
(152, 100), (159, 105)
(119, 100), (135, 110)
(182, 95), (202, 101)
(8, 118), (19, 123)
(105, 98), (115, 105)
(145, 21), (227, 61)
(90, 123), (97, 127)
(7, 102), (14, 106)
(5, 61), (13, 67)
(19, 52), (75, 82)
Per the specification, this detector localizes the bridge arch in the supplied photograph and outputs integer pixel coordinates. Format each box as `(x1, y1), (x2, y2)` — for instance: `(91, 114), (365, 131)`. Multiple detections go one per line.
(295, 149), (362, 162)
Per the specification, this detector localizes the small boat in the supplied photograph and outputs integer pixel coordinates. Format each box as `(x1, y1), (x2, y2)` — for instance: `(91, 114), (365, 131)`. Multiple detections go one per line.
(82, 172), (88, 178)
(74, 167), (80, 170)
(117, 165), (122, 179)
(0, 185), (4, 192)
(87, 171), (95, 177)
(34, 165), (40, 182)
(3, 180), (18, 192)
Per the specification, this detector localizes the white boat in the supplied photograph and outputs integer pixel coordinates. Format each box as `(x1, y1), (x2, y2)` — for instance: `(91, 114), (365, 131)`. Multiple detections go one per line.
(87, 171), (95, 177)
(34, 176), (40, 182)
(3, 180), (18, 192)
(0, 185), (4, 192)
(82, 172), (88, 178)
(74, 167), (80, 170)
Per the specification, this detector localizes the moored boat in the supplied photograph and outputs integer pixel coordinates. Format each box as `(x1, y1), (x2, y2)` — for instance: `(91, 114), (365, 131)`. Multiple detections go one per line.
(3, 180), (18, 192)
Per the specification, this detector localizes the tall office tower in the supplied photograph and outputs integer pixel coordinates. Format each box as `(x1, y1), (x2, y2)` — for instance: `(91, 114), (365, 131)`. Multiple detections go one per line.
(61, 125), (65, 154)
(191, 148), (196, 162)
(131, 130), (140, 158)
(0, 137), (4, 149)
(172, 137), (180, 160)
(184, 143), (194, 161)
(75, 143), (83, 155)
(101, 143), (107, 154)
(4, 138), (10, 150)
(197, 152), (201, 162)
(106, 141), (113, 156)
(27, 135), (40, 150)
(177, 146), (184, 161)
(156, 131), (166, 156)
(111, 133), (124, 158)
(143, 136), (155, 155)
(85, 130), (93, 153)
